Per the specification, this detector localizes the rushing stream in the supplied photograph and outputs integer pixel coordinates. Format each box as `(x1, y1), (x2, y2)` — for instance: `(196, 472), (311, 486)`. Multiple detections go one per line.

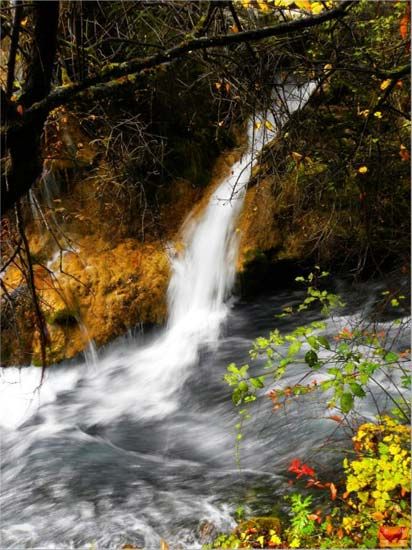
(0, 85), (409, 549)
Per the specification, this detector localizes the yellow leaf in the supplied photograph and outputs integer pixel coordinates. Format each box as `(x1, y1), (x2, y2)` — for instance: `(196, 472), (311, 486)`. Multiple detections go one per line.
(264, 120), (274, 130)
(270, 534), (282, 545)
(257, 0), (270, 12)
(311, 2), (324, 14)
(374, 111), (383, 119)
(358, 166), (368, 174)
(295, 0), (311, 9)
(380, 79), (392, 91)
(20, 17), (28, 27)
(255, 121), (262, 129)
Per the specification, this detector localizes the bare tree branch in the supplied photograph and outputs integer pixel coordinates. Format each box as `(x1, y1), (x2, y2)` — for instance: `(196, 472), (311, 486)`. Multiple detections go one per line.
(6, 1), (354, 126)
(6, 0), (23, 98)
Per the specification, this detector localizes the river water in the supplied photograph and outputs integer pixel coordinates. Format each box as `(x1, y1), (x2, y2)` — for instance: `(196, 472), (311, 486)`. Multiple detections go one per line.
(1, 85), (409, 549)
(1, 282), (408, 550)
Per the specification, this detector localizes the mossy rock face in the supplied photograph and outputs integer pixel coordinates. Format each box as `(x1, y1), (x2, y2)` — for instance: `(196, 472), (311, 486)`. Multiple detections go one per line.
(237, 516), (282, 535)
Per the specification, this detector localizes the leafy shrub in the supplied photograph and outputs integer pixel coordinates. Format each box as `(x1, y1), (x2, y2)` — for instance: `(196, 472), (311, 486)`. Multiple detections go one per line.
(215, 269), (410, 549)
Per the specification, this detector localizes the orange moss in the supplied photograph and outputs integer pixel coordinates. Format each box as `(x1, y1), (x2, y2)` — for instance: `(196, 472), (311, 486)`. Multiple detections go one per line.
(238, 177), (282, 269)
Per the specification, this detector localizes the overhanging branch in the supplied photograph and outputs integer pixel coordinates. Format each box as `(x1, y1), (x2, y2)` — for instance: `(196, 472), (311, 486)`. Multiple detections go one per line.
(10, 1), (354, 125)
(1, 1), (354, 215)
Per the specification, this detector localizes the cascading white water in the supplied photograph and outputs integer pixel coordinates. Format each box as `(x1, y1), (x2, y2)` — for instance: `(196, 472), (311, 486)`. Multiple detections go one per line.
(0, 83), (314, 429)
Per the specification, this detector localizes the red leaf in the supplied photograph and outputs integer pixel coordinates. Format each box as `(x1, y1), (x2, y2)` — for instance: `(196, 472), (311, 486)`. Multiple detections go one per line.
(288, 458), (315, 479)
(379, 526), (409, 543)
(400, 14), (409, 40)
(288, 458), (301, 473)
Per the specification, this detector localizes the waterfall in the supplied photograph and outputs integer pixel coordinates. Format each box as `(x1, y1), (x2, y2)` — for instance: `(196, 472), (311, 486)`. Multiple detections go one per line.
(0, 83), (321, 550)
(0, 83), (315, 429)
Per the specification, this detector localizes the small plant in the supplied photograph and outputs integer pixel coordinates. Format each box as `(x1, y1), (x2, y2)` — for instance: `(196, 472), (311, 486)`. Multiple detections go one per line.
(286, 494), (316, 548)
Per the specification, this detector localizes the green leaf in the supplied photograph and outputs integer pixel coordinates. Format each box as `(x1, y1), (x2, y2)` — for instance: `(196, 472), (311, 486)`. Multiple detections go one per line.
(288, 340), (302, 357)
(305, 350), (319, 368)
(239, 364), (249, 377)
(256, 337), (269, 348)
(344, 362), (355, 374)
(321, 380), (334, 390)
(307, 335), (319, 350)
(250, 376), (265, 389)
(337, 342), (350, 355)
(327, 367), (341, 376)
(401, 374), (411, 389)
(384, 351), (398, 363)
(244, 395), (256, 403)
(238, 381), (248, 392)
(318, 336), (330, 350)
(340, 392), (354, 413)
(227, 363), (239, 374)
(378, 442), (389, 455)
(232, 388), (242, 405)
(349, 382), (366, 397)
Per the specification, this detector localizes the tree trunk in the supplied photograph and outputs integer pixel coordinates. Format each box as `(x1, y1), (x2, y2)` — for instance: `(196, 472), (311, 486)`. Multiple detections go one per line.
(2, 1), (59, 216)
